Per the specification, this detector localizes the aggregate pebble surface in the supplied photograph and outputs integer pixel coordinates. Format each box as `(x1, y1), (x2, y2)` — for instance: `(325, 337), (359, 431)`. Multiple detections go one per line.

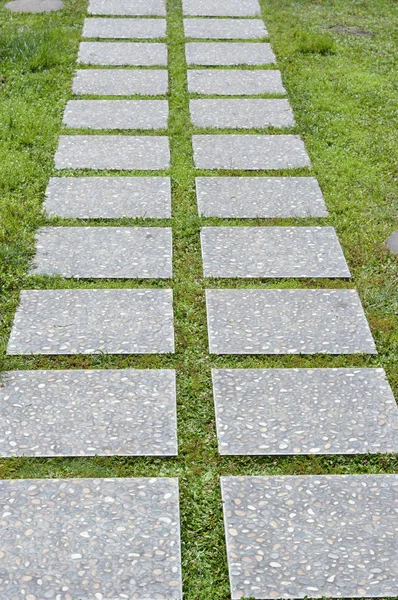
(72, 69), (168, 96)
(188, 69), (286, 96)
(190, 99), (294, 129)
(83, 17), (167, 38)
(221, 475), (398, 599)
(184, 18), (267, 39)
(206, 289), (377, 354)
(200, 226), (350, 278)
(63, 99), (168, 130)
(186, 42), (276, 66)
(7, 289), (175, 355)
(88, 0), (166, 15)
(54, 135), (170, 170)
(0, 369), (178, 456)
(196, 177), (328, 217)
(193, 135), (311, 170)
(45, 176), (171, 218)
(212, 368), (398, 455)
(0, 477), (182, 599)
(31, 227), (173, 278)
(78, 42), (167, 66)
(183, 0), (261, 16)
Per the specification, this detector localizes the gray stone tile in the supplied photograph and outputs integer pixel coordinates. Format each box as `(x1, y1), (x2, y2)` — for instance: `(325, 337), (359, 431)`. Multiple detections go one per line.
(188, 69), (286, 95)
(7, 289), (175, 355)
(0, 369), (178, 456)
(221, 474), (398, 599)
(183, 0), (260, 17)
(190, 99), (294, 129)
(6, 0), (63, 12)
(184, 18), (267, 39)
(78, 42), (167, 66)
(186, 42), (275, 66)
(206, 289), (377, 354)
(83, 17), (167, 38)
(54, 136), (170, 170)
(45, 176), (172, 218)
(63, 100), (168, 130)
(213, 368), (398, 455)
(88, 0), (166, 15)
(196, 177), (328, 217)
(193, 135), (311, 170)
(201, 227), (350, 278)
(0, 477), (182, 599)
(73, 69), (168, 96)
(386, 230), (398, 255)
(32, 227), (173, 278)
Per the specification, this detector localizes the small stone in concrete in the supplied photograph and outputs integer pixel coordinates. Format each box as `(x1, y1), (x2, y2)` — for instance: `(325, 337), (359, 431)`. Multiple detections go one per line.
(213, 368), (398, 455)
(386, 231), (398, 255)
(184, 18), (267, 39)
(0, 369), (178, 456)
(5, 0), (62, 11)
(183, 0), (260, 17)
(45, 177), (171, 218)
(196, 177), (328, 217)
(32, 227), (172, 278)
(193, 135), (310, 170)
(206, 288), (377, 354)
(63, 100), (168, 130)
(7, 289), (175, 355)
(190, 99), (294, 129)
(88, 0), (166, 15)
(186, 42), (275, 66)
(78, 42), (167, 66)
(54, 136), (170, 170)
(83, 17), (166, 39)
(188, 69), (286, 95)
(201, 227), (350, 278)
(73, 69), (168, 96)
(221, 475), (398, 599)
(0, 478), (182, 599)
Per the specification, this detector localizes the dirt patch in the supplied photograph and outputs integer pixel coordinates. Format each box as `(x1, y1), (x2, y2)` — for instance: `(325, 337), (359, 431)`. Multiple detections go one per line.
(329, 25), (375, 37)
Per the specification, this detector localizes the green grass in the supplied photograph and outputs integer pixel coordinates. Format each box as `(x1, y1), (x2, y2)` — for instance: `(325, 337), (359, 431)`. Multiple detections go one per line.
(0, 0), (397, 598)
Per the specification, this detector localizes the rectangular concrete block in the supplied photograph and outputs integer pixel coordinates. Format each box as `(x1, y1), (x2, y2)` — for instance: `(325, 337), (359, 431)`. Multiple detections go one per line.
(88, 0), (166, 15)
(188, 69), (286, 95)
(190, 99), (294, 129)
(184, 18), (267, 39)
(83, 17), (167, 39)
(186, 42), (276, 66)
(63, 100), (168, 130)
(72, 69), (168, 96)
(78, 42), (167, 66)
(183, 0), (261, 16)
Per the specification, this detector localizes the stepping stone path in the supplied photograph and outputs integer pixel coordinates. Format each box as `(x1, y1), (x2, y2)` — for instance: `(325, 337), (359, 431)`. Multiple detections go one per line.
(0, 478), (182, 598)
(221, 475), (398, 600)
(4, 0), (397, 597)
(0, 369), (177, 456)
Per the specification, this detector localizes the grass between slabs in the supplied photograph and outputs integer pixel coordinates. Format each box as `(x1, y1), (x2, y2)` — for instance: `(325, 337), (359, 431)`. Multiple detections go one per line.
(0, 0), (397, 598)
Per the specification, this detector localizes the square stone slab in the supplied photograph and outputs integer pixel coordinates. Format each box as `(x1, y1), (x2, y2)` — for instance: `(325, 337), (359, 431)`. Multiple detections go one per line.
(78, 42), (167, 66)
(45, 176), (172, 218)
(188, 70), (286, 95)
(63, 100), (168, 130)
(0, 477), (182, 599)
(193, 135), (311, 170)
(31, 227), (173, 278)
(184, 18), (267, 39)
(221, 475), (398, 599)
(0, 369), (178, 456)
(196, 177), (327, 218)
(213, 368), (398, 455)
(201, 226), (350, 278)
(183, 0), (260, 16)
(7, 289), (175, 355)
(54, 136), (170, 170)
(73, 69), (168, 96)
(88, 0), (166, 15)
(190, 99), (294, 129)
(83, 17), (167, 38)
(186, 42), (275, 66)
(206, 289), (376, 354)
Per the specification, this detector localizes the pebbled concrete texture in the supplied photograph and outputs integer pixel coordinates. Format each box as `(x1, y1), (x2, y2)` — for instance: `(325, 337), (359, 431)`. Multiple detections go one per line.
(83, 17), (167, 38)
(0, 477), (182, 599)
(72, 69), (168, 96)
(183, 0), (261, 17)
(206, 288), (377, 355)
(386, 230), (398, 255)
(212, 368), (398, 455)
(7, 289), (175, 355)
(0, 369), (178, 457)
(184, 18), (267, 39)
(63, 100), (169, 130)
(188, 69), (286, 96)
(78, 42), (167, 66)
(221, 475), (398, 599)
(190, 99), (294, 129)
(5, 0), (62, 11)
(88, 0), (166, 15)
(186, 42), (276, 66)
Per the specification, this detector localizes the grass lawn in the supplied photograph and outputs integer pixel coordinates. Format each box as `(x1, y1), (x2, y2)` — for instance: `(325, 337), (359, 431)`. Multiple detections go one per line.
(0, 0), (397, 598)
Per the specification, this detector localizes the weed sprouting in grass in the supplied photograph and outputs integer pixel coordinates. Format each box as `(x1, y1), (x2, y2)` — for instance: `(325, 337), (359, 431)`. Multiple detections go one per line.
(294, 30), (337, 55)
